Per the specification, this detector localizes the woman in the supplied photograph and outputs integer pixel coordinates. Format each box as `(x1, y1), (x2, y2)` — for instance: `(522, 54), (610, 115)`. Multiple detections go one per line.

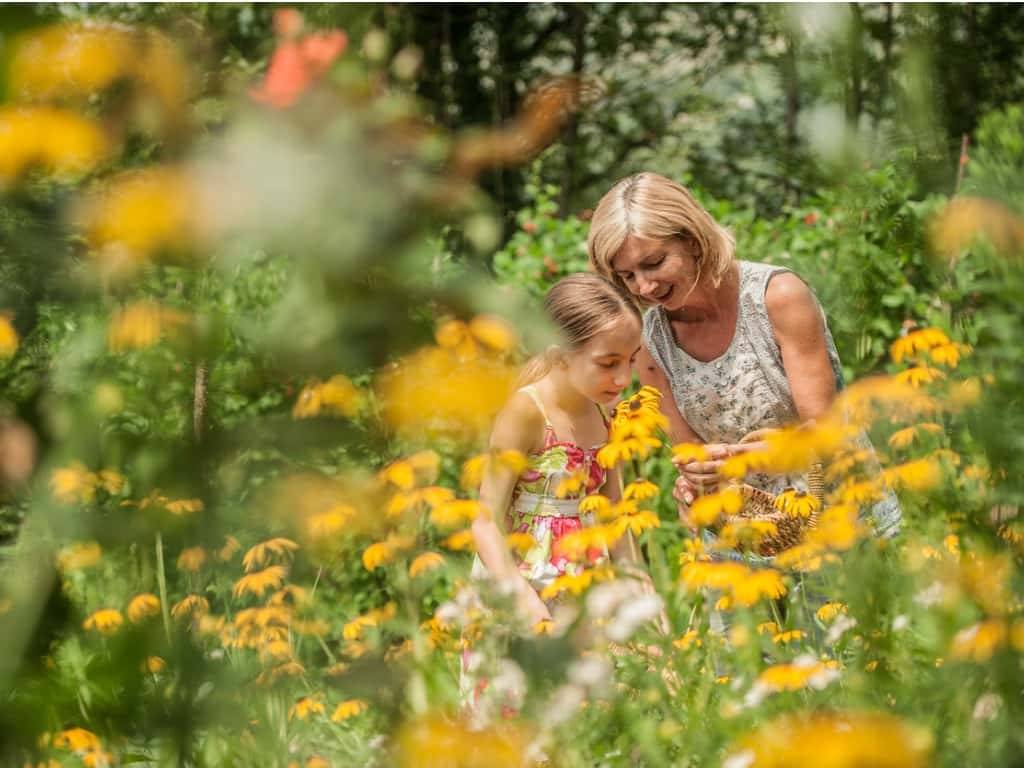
(587, 171), (900, 536)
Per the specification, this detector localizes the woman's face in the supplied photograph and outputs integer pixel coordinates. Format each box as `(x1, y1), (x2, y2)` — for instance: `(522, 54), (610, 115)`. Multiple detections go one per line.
(610, 235), (701, 311)
(563, 313), (641, 406)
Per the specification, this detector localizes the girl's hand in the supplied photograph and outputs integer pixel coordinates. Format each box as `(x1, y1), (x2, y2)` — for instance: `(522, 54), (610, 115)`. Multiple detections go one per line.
(672, 475), (700, 537)
(516, 582), (552, 627)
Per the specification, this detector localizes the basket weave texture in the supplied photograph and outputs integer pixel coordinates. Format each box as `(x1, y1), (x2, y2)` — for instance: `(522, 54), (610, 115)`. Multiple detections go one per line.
(724, 463), (825, 557)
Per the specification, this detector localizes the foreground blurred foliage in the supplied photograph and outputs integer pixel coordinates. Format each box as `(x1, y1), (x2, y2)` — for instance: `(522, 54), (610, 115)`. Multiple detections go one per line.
(1, 4), (1024, 768)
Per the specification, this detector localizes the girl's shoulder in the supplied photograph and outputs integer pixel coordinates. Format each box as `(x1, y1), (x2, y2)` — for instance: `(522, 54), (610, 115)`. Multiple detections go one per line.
(489, 387), (548, 453)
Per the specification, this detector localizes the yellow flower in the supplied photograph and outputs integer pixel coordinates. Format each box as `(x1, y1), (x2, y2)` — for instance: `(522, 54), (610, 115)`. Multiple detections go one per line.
(216, 535), (241, 561)
(393, 714), (532, 768)
(0, 106), (109, 186)
(429, 499), (481, 530)
(890, 327), (951, 364)
(772, 629), (807, 644)
(0, 313), (17, 358)
(331, 699), (368, 722)
(882, 458), (942, 493)
(725, 711), (933, 768)
(363, 533), (415, 570)
(243, 537), (299, 572)
(75, 166), (202, 274)
(688, 488), (743, 528)
(555, 470), (587, 499)
(578, 493), (612, 518)
(674, 629), (703, 650)
(165, 497), (202, 515)
(376, 344), (517, 442)
(930, 195), (1024, 258)
(50, 462), (97, 504)
(307, 505), (352, 538)
(551, 524), (619, 561)
(409, 552), (445, 578)
(177, 546), (207, 573)
(292, 374), (361, 419)
(731, 569), (787, 608)
(830, 478), (886, 507)
(53, 727), (101, 752)
(715, 519), (778, 550)
(894, 366), (943, 388)
(596, 435), (662, 468)
(57, 541), (102, 572)
(950, 618), (1007, 663)
(438, 528), (472, 552)
(623, 480), (659, 502)
(506, 532), (537, 557)
(613, 509), (661, 538)
(468, 314), (518, 352)
(757, 621), (779, 636)
(289, 694), (325, 721)
(773, 488), (821, 518)
(816, 602), (847, 623)
(126, 593), (160, 623)
(756, 660), (838, 692)
(343, 603), (396, 641)
(83, 608), (123, 635)
(928, 342), (970, 368)
(540, 565), (613, 600)
(107, 301), (190, 353)
(144, 656), (165, 674)
(671, 442), (709, 463)
(170, 594), (209, 622)
(232, 565), (287, 599)
(774, 542), (829, 572)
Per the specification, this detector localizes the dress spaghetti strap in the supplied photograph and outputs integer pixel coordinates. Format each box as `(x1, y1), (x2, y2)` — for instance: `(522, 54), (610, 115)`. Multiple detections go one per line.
(518, 385), (554, 428)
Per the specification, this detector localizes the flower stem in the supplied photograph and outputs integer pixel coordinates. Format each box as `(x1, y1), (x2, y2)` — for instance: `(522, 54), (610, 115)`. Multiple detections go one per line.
(155, 532), (172, 645)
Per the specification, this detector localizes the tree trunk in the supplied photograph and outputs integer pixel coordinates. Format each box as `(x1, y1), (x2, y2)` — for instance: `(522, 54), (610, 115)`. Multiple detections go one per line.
(193, 360), (208, 442)
(781, 31), (800, 205)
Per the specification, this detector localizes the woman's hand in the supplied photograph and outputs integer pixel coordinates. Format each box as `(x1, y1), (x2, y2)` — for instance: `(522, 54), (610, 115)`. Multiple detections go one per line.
(672, 443), (733, 496)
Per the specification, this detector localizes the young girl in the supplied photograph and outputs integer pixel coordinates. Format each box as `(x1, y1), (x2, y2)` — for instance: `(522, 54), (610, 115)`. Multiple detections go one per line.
(470, 273), (644, 628)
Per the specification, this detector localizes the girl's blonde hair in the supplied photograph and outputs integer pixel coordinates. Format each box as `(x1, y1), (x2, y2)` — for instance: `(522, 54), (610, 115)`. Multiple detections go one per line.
(587, 172), (736, 296)
(518, 273), (640, 387)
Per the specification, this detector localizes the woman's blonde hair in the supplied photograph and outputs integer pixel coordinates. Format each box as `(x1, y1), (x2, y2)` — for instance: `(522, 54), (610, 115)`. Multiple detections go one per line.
(587, 172), (736, 296)
(518, 273), (640, 386)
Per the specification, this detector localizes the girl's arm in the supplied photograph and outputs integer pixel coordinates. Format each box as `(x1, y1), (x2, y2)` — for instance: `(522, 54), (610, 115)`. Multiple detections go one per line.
(471, 391), (552, 626)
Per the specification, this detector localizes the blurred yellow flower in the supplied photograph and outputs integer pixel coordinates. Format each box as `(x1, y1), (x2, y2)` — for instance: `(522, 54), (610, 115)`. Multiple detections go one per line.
(292, 374), (361, 419)
(460, 449), (527, 490)
(890, 327), (951, 364)
(756, 659), (838, 693)
(597, 435), (662, 469)
(0, 314), (18, 358)
(83, 608), (123, 635)
(53, 727), (101, 752)
(757, 621), (779, 636)
(469, 314), (518, 352)
(689, 488), (743, 528)
(816, 602), (847, 622)
(0, 106), (109, 186)
(331, 699), (368, 722)
(50, 462), (97, 504)
(715, 519), (778, 550)
(376, 342), (517, 442)
(930, 195), (1024, 258)
(928, 342), (970, 368)
(772, 630), (807, 644)
(289, 694), (325, 721)
(773, 542), (829, 572)
(725, 710), (932, 767)
(671, 442), (709, 463)
(409, 551), (445, 578)
(343, 603), (396, 641)
(216, 535), (241, 561)
(882, 458), (942, 493)
(674, 629), (702, 650)
(164, 497), (202, 515)
(233, 565), (287, 599)
(441, 529), (475, 552)
(506, 532), (537, 557)
(623, 479), (659, 502)
(57, 541), (102, 572)
(170, 594), (209, 622)
(307, 506), (352, 539)
(75, 166), (202, 275)
(126, 593), (160, 623)
(613, 508), (661, 538)
(555, 469), (587, 499)
(578, 493), (612, 518)
(144, 656), (165, 674)
(894, 366), (943, 388)
(429, 499), (482, 530)
(540, 565), (613, 599)
(552, 524), (618, 561)
(680, 561), (786, 608)
(243, 538), (299, 572)
(177, 546), (207, 573)
(951, 619), (1008, 661)
(393, 713), (532, 768)
(363, 533), (415, 570)
(107, 301), (190, 353)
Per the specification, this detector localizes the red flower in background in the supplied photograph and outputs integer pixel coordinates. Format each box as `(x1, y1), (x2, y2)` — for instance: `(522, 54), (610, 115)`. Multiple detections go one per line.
(250, 9), (347, 109)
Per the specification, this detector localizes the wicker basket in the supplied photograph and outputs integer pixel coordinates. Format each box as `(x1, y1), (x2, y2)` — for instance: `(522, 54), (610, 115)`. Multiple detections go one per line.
(724, 463), (825, 558)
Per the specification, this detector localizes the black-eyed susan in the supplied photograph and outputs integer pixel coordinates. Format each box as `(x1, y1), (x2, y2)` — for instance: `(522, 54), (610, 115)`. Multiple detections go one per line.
(107, 301), (190, 353)
(242, 537), (299, 572)
(468, 314), (518, 352)
(890, 327), (951, 364)
(612, 509), (660, 538)
(623, 479), (658, 502)
(307, 505), (352, 539)
(894, 366), (943, 388)
(674, 629), (702, 650)
(671, 442), (709, 464)
(757, 621), (779, 636)
(772, 629), (807, 644)
(50, 462), (97, 504)
(289, 694), (325, 721)
(216, 535), (242, 562)
(126, 593), (160, 623)
(170, 594), (208, 622)
(928, 341), (970, 368)
(232, 565), (287, 599)
(816, 602), (847, 623)
(930, 194), (1024, 258)
(0, 313), (17, 358)
(551, 524), (619, 561)
(83, 608), (123, 635)
(429, 499), (481, 530)
(555, 469), (587, 499)
(773, 488), (821, 519)
(0, 106), (109, 186)
(52, 727), (101, 753)
(730, 568), (786, 608)
(441, 529), (474, 552)
(506, 531), (536, 557)
(176, 546), (207, 573)
(144, 656), (165, 674)
(688, 488), (743, 528)
(882, 458), (942, 492)
(56, 541), (102, 572)
(331, 699), (368, 722)
(540, 565), (613, 600)
(292, 374), (361, 419)
(408, 551), (445, 578)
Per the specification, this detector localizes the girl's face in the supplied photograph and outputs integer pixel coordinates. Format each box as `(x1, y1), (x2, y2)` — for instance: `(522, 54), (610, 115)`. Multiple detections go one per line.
(563, 313), (642, 405)
(610, 234), (701, 311)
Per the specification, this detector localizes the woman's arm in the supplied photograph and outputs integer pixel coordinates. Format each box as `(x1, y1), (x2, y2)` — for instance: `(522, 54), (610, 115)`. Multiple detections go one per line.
(764, 272), (838, 421)
(471, 392), (552, 625)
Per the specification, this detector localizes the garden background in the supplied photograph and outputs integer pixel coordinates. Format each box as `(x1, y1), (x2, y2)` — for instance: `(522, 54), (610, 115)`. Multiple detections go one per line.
(2, 3), (1024, 766)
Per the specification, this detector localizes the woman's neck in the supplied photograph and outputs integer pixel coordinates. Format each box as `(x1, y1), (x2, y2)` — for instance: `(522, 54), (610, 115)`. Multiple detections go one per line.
(667, 261), (739, 324)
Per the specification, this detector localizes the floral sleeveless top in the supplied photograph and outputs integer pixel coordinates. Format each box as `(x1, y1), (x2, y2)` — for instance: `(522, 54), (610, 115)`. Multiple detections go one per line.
(473, 385), (610, 591)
